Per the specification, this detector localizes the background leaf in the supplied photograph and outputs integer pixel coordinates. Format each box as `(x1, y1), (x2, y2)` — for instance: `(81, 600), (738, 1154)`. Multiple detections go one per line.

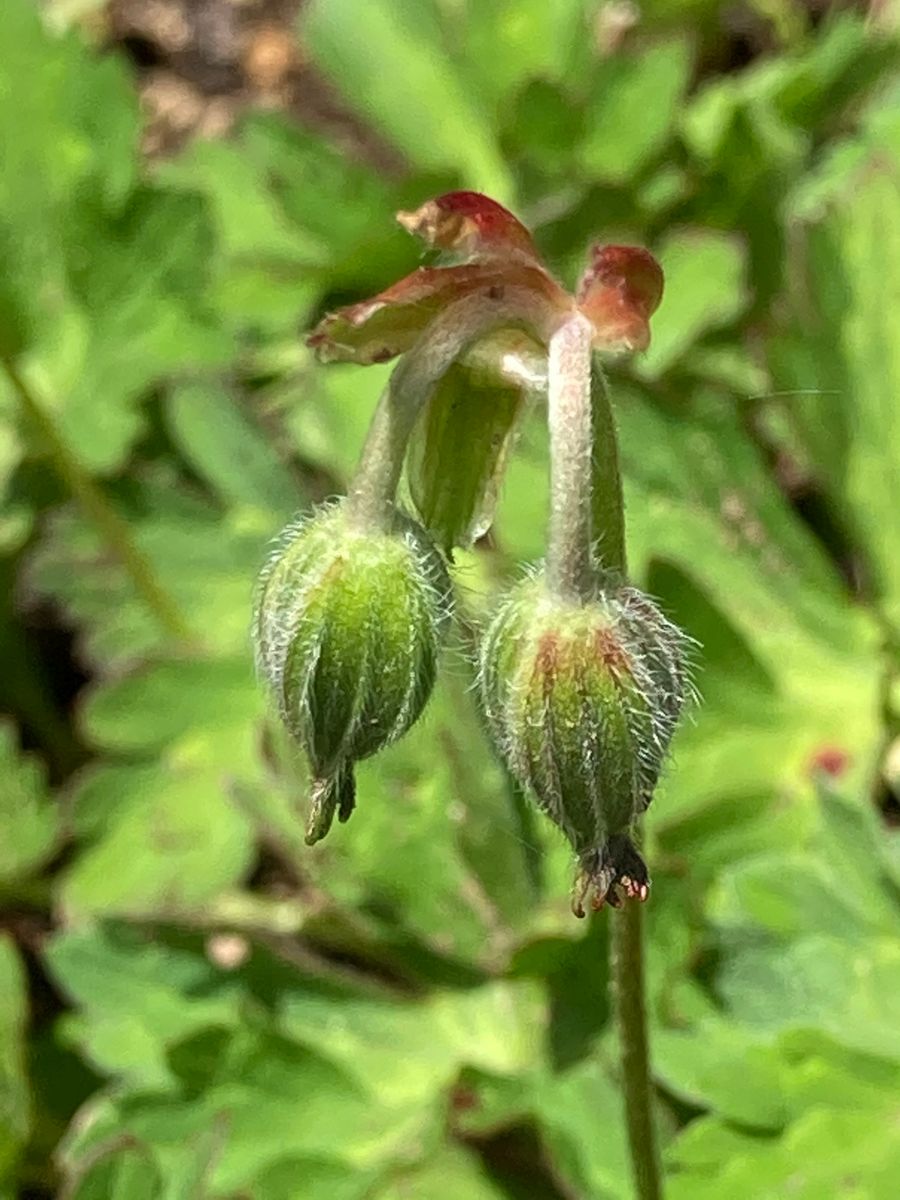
(0, 939), (29, 1187)
(301, 0), (512, 199)
(0, 723), (58, 887)
(2, 3), (900, 1199)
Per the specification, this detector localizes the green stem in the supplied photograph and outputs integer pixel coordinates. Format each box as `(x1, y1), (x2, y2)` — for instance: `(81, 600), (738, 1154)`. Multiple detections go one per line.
(346, 287), (556, 531)
(547, 336), (659, 1194)
(590, 356), (627, 577)
(1, 351), (193, 642)
(590, 363), (661, 1198)
(612, 883), (662, 1200)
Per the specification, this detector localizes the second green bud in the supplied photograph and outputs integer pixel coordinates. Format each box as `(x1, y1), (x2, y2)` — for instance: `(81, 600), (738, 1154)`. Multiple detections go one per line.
(479, 573), (690, 914)
(254, 503), (452, 844)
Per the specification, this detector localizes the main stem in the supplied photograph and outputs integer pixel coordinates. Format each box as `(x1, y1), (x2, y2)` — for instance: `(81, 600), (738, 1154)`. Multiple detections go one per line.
(545, 313), (595, 602)
(545, 328), (661, 1198)
(1, 351), (193, 642)
(346, 288), (553, 531)
(613, 893), (661, 1200)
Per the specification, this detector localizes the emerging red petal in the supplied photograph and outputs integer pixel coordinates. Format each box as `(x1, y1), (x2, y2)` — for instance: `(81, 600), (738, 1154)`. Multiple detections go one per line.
(307, 262), (565, 365)
(396, 191), (542, 266)
(577, 245), (664, 354)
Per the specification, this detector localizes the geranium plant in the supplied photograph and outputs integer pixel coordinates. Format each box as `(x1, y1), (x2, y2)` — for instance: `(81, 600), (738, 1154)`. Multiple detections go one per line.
(254, 191), (691, 1198)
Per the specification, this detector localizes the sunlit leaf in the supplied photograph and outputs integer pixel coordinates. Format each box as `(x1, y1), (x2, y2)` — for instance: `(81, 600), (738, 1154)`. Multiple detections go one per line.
(301, 0), (513, 199)
(771, 160), (900, 634)
(0, 939), (29, 1185)
(639, 231), (749, 377)
(580, 39), (692, 184)
(0, 722), (58, 886)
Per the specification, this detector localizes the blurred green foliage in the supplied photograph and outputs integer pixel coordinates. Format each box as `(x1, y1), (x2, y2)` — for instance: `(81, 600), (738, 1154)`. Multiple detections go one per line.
(1, 0), (900, 1196)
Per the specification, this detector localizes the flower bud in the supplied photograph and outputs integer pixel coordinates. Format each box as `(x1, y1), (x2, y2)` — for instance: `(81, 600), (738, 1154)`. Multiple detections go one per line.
(254, 504), (452, 844)
(478, 574), (690, 914)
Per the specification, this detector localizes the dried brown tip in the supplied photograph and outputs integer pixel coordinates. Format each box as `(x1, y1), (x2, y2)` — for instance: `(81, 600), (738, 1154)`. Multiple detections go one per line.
(571, 835), (651, 917)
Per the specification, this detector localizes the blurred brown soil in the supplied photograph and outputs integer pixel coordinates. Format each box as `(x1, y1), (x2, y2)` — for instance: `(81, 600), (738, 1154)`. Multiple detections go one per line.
(102, 0), (403, 168)
(95, 0), (866, 165)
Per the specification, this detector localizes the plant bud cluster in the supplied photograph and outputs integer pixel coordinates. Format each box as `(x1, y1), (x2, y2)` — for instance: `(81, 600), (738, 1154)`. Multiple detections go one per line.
(255, 191), (689, 915)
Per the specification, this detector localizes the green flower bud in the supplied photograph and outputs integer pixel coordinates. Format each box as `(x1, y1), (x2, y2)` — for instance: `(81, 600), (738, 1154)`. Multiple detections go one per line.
(478, 574), (690, 915)
(254, 503), (452, 844)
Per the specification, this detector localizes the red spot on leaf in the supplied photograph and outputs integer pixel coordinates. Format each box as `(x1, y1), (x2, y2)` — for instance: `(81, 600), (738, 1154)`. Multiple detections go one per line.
(809, 745), (851, 778)
(450, 1084), (480, 1113)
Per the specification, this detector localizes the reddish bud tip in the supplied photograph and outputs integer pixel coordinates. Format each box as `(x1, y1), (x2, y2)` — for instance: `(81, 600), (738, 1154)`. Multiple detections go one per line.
(577, 244), (664, 354)
(572, 835), (651, 915)
(397, 191), (539, 263)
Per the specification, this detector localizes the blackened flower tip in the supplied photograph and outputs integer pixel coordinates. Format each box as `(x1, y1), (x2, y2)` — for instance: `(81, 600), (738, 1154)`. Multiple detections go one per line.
(571, 836), (651, 918)
(478, 576), (689, 892)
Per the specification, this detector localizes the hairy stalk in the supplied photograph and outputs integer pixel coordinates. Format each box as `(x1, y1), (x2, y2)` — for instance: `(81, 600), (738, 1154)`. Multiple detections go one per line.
(545, 312), (595, 602)
(546, 331), (660, 1195)
(346, 288), (557, 531)
(1, 351), (193, 642)
(589, 358), (662, 1199)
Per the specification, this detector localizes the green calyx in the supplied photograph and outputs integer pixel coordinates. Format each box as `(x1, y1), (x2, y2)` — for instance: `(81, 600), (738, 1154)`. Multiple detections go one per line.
(254, 502), (452, 843)
(478, 572), (691, 914)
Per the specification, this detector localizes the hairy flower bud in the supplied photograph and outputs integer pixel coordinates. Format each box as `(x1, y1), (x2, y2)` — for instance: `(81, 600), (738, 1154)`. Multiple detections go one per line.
(479, 575), (690, 915)
(254, 504), (452, 844)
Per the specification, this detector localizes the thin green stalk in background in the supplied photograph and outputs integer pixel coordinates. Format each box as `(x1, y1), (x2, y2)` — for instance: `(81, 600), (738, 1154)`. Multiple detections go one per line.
(589, 358), (627, 579)
(1, 350), (194, 643)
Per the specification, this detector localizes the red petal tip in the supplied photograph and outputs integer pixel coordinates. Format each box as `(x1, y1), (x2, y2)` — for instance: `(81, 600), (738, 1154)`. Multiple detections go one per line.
(577, 244), (664, 354)
(397, 191), (539, 262)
